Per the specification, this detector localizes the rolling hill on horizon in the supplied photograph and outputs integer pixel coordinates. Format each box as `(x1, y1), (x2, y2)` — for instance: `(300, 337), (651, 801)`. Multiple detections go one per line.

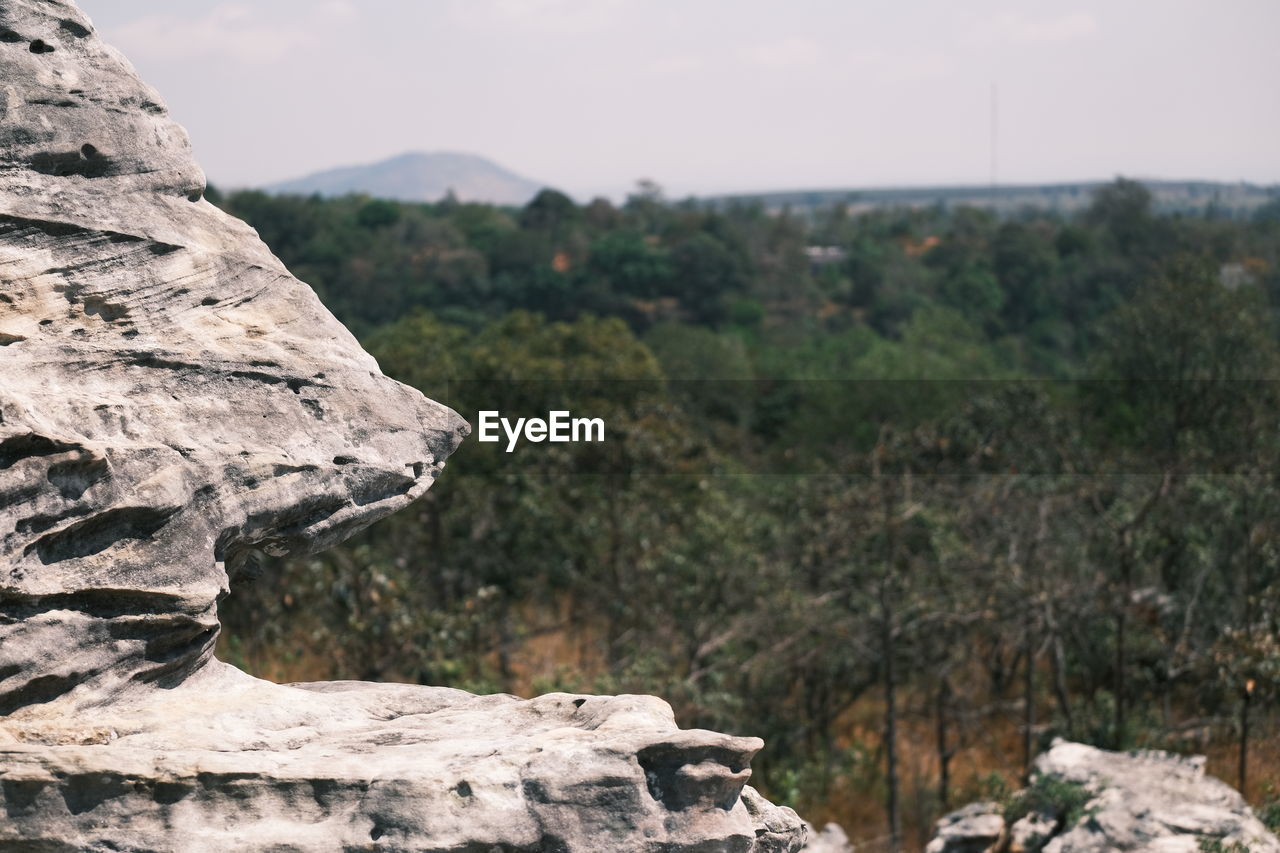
(264, 151), (547, 206)
(263, 150), (1278, 219)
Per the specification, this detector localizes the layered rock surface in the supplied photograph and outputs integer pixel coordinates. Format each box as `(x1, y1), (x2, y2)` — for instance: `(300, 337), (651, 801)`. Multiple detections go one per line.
(0, 2), (805, 849)
(926, 740), (1280, 853)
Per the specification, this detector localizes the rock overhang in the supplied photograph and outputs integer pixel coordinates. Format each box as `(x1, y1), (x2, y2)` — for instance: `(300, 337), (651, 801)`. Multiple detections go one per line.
(0, 3), (805, 849)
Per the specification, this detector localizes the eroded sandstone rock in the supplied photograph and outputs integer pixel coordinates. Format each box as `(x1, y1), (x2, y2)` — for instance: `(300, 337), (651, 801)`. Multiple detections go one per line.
(0, 2), (804, 849)
(0, 0), (466, 718)
(1035, 741), (1278, 852)
(925, 740), (1280, 853)
(925, 801), (1005, 853)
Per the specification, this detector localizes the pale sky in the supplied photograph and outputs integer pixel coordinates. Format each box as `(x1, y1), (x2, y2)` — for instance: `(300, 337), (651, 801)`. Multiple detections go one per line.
(78, 0), (1279, 200)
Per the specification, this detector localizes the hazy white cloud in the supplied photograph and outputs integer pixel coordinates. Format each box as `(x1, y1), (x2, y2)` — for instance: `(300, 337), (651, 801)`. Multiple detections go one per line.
(318, 1), (357, 22)
(967, 11), (1099, 45)
(850, 49), (951, 83)
(742, 36), (823, 69)
(108, 5), (314, 64)
(645, 55), (704, 77)
(449, 0), (630, 37)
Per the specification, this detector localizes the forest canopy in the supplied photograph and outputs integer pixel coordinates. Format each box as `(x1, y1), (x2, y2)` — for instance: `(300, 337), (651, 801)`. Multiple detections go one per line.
(212, 179), (1280, 849)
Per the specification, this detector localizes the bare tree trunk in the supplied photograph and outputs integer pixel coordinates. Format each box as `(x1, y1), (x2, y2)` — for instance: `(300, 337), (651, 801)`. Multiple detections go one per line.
(936, 676), (952, 810)
(1113, 472), (1171, 747)
(1023, 608), (1036, 781)
(882, 589), (901, 853)
(1046, 601), (1074, 734)
(1115, 543), (1131, 747)
(498, 599), (516, 693)
(1114, 604), (1126, 745)
(877, 457), (902, 853)
(1239, 683), (1252, 794)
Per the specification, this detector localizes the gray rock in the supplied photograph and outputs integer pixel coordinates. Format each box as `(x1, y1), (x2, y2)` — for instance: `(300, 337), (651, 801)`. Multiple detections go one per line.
(799, 820), (854, 852)
(0, 2), (805, 850)
(1008, 809), (1057, 852)
(925, 741), (1280, 853)
(925, 801), (1006, 853)
(0, 0), (466, 723)
(3, 670), (797, 851)
(1035, 740), (1279, 853)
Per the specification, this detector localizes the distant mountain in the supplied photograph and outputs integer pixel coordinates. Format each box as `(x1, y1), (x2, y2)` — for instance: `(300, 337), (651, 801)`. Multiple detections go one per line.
(264, 151), (546, 206)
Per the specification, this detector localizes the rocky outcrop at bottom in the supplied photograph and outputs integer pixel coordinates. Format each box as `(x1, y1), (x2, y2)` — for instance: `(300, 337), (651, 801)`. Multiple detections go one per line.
(927, 801), (1006, 852)
(0, 662), (806, 852)
(926, 739), (1280, 853)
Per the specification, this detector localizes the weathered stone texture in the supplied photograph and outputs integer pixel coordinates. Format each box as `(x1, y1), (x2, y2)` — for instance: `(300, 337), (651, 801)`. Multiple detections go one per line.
(0, 2), (804, 849)
(926, 740), (1280, 853)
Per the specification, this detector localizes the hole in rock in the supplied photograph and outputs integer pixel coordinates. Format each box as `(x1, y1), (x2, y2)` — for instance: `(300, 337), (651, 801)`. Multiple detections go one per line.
(349, 471), (416, 507)
(0, 29), (24, 43)
(573, 698), (587, 708)
(153, 781), (190, 805)
(1, 778), (46, 812)
(28, 39), (54, 53)
(47, 455), (109, 500)
(200, 297), (218, 306)
(59, 19), (92, 38)
(455, 781), (472, 797)
(29, 505), (178, 564)
(30, 149), (113, 178)
(0, 671), (83, 715)
(333, 456), (358, 466)
(0, 433), (81, 470)
(17, 507), (88, 536)
(243, 494), (348, 539)
(83, 296), (128, 322)
(370, 826), (384, 841)
(62, 773), (133, 815)
(80, 143), (97, 158)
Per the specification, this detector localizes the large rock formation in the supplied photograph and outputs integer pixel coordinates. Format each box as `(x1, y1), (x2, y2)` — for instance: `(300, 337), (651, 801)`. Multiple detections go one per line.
(925, 740), (1280, 853)
(0, 2), (805, 849)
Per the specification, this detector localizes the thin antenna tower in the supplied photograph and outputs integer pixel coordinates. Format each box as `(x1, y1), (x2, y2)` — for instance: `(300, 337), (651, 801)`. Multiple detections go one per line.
(990, 82), (999, 210)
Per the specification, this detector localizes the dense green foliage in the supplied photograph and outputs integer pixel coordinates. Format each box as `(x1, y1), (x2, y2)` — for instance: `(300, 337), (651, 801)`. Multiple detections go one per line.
(1003, 775), (1096, 835)
(215, 179), (1280, 848)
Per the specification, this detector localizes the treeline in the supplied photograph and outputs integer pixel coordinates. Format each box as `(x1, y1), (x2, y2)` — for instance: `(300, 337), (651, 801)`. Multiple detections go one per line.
(213, 180), (1280, 850)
